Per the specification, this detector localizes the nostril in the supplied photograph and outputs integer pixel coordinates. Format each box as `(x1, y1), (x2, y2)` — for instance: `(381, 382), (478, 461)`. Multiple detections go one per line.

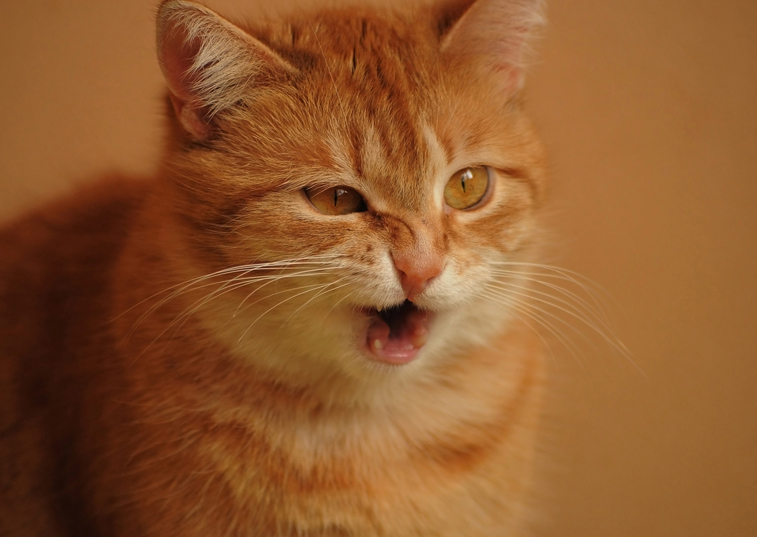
(399, 270), (431, 292)
(394, 259), (444, 301)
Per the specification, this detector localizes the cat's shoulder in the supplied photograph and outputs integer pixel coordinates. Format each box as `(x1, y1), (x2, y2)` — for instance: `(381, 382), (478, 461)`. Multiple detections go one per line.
(0, 175), (149, 287)
(1, 175), (148, 255)
(0, 173), (149, 365)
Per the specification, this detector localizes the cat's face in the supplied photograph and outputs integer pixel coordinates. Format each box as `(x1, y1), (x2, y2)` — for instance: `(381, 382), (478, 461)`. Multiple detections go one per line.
(156, 0), (546, 385)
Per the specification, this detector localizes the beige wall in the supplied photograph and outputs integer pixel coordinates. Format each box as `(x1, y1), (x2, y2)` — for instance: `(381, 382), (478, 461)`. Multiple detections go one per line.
(1, 1), (755, 535)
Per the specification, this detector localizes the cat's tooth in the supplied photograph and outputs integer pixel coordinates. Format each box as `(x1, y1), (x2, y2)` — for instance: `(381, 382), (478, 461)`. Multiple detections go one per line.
(411, 327), (428, 349)
(371, 338), (384, 351)
(377, 305), (383, 313)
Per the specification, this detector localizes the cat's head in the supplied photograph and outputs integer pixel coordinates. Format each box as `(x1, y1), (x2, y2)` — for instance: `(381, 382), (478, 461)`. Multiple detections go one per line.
(153, 0), (547, 388)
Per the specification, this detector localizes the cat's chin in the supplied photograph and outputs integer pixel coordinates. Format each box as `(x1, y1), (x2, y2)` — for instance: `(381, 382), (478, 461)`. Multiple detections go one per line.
(361, 300), (434, 365)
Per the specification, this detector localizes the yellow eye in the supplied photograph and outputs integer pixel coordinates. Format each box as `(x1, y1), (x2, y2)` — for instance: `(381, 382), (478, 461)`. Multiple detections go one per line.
(306, 186), (366, 215)
(444, 166), (490, 210)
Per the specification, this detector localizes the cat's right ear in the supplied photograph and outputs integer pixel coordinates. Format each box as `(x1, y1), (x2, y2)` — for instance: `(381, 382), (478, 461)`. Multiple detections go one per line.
(436, 0), (546, 96)
(156, 0), (297, 140)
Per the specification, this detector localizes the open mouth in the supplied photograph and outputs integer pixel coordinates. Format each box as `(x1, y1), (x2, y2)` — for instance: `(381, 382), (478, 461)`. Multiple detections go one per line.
(363, 300), (433, 365)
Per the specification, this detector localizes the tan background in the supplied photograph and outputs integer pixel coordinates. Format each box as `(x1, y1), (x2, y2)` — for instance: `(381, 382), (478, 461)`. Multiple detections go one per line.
(1, 0), (755, 535)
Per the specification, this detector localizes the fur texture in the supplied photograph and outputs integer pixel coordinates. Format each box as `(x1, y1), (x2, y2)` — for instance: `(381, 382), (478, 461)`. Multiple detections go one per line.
(0, 0), (548, 535)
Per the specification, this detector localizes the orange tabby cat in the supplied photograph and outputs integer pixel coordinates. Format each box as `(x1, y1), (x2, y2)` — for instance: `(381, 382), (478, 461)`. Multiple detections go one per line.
(0, 0), (548, 535)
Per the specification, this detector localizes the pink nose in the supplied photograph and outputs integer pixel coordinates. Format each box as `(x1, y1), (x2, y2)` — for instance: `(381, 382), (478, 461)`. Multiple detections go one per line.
(393, 255), (444, 302)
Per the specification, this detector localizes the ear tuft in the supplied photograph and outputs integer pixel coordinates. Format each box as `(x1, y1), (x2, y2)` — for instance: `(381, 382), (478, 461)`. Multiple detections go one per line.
(156, 0), (296, 139)
(439, 0), (546, 95)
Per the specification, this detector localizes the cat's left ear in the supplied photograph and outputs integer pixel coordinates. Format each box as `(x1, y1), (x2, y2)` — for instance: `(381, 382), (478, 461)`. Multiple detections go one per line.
(156, 0), (297, 140)
(438, 0), (546, 95)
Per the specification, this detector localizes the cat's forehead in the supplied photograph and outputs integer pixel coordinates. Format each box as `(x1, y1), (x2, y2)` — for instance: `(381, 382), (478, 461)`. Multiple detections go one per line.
(264, 9), (434, 70)
(234, 9), (521, 210)
(271, 11), (447, 208)
(320, 95), (439, 212)
(321, 116), (446, 212)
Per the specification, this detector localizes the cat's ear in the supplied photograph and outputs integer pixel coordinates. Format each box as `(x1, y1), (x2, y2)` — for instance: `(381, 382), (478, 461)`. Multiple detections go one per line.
(156, 0), (297, 140)
(438, 0), (545, 95)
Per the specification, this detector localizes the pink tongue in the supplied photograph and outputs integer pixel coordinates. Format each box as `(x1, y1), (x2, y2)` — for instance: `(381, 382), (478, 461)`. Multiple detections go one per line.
(366, 308), (430, 365)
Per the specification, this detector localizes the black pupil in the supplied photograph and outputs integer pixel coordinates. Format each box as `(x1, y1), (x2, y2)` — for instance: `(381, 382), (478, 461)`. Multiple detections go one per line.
(333, 188), (347, 206)
(460, 170), (473, 193)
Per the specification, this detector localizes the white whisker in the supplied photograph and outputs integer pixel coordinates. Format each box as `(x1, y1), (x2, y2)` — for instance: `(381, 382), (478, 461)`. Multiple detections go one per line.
(492, 272), (610, 330)
(488, 282), (611, 353)
(474, 289), (559, 363)
(284, 278), (349, 323)
(481, 287), (586, 364)
(491, 261), (613, 316)
(232, 268), (334, 316)
(237, 284), (338, 343)
(121, 254), (343, 329)
(124, 254), (344, 357)
(482, 263), (639, 371)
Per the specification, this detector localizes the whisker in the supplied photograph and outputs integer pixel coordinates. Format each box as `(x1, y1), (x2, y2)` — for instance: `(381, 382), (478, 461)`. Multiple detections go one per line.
(484, 275), (639, 372)
(140, 279), (333, 363)
(283, 278), (349, 323)
(492, 272), (610, 329)
(237, 284), (337, 343)
(136, 268), (332, 337)
(488, 282), (615, 354)
(491, 261), (613, 316)
(474, 289), (560, 364)
(126, 255), (344, 359)
(232, 268), (334, 316)
(120, 255), (343, 327)
(482, 286), (586, 364)
(324, 291), (356, 322)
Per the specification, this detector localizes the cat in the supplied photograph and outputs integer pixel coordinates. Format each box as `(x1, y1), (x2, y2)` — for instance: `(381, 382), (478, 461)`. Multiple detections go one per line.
(0, 0), (549, 535)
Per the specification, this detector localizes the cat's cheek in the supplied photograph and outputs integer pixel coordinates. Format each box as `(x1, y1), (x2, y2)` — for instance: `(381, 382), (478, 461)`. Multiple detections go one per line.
(425, 302), (513, 362)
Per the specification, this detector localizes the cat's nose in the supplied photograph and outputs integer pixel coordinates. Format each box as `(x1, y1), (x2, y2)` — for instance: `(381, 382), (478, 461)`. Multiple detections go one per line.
(393, 255), (444, 302)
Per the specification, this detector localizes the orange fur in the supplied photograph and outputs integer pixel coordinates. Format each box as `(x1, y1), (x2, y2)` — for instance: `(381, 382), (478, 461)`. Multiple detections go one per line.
(0, 1), (548, 535)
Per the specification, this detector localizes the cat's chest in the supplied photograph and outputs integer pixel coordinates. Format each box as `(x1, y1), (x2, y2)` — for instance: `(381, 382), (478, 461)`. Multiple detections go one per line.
(192, 415), (514, 536)
(179, 361), (540, 536)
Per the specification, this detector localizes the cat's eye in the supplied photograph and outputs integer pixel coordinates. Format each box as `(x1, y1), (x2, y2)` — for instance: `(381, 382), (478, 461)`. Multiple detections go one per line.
(444, 166), (491, 210)
(305, 186), (366, 215)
